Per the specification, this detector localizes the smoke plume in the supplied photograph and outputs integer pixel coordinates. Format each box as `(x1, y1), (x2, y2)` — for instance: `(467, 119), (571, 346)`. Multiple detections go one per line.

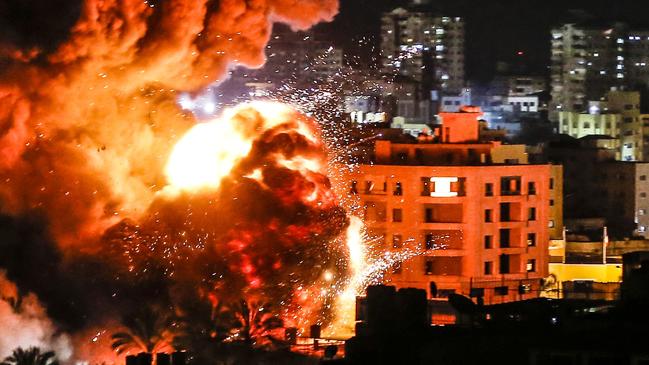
(0, 271), (72, 360)
(0, 0), (342, 362)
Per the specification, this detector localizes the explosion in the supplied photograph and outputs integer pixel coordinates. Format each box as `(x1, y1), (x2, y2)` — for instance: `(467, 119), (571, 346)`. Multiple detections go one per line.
(0, 0), (355, 362)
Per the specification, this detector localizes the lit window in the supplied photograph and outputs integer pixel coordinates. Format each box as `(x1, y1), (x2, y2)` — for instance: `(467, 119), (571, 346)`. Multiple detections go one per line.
(640, 209), (647, 216)
(639, 226), (647, 233)
(527, 233), (537, 247)
(548, 220), (555, 228)
(527, 259), (537, 272)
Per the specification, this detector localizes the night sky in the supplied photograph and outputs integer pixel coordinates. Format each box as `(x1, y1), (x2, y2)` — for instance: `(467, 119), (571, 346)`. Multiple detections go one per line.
(318, 0), (649, 82)
(4, 0), (649, 81)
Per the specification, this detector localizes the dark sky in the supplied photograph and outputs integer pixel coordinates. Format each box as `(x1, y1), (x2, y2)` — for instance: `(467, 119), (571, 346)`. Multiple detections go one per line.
(317, 0), (649, 82)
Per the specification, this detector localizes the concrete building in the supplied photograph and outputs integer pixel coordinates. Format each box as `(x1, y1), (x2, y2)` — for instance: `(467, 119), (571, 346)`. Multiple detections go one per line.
(558, 111), (621, 139)
(557, 90), (649, 161)
(550, 23), (627, 119)
(507, 76), (547, 96)
(548, 136), (649, 239)
(380, 8), (465, 93)
(349, 108), (558, 305)
(236, 25), (343, 84)
(550, 23), (649, 122)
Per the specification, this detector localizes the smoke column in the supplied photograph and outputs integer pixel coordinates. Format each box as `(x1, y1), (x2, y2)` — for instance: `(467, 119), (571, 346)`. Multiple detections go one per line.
(0, 0), (342, 361)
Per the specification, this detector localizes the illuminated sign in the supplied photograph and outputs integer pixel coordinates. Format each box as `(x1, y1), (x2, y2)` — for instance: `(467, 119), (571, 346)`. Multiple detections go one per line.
(429, 177), (458, 197)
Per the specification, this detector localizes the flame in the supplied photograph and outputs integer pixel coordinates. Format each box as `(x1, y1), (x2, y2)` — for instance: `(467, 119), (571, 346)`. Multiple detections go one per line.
(326, 216), (366, 337)
(165, 101), (301, 193)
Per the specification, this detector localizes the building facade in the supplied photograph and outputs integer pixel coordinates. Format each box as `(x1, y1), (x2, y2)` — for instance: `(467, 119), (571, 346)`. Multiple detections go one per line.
(349, 109), (555, 305)
(380, 8), (465, 93)
(550, 23), (626, 120)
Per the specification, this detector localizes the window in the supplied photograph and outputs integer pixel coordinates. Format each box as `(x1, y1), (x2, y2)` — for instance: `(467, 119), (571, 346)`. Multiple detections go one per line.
(642, 193), (647, 198)
(641, 175), (647, 181)
(485, 209), (493, 223)
(639, 209), (646, 216)
(350, 181), (358, 194)
(421, 178), (431, 196)
(484, 235), (493, 249)
(527, 259), (537, 272)
(549, 178), (554, 190)
(501, 176), (522, 195)
(528, 207), (537, 221)
(364, 181), (374, 194)
(500, 229), (511, 248)
(485, 183), (494, 197)
(425, 261), (434, 275)
(392, 234), (402, 249)
(583, 122), (591, 128)
(528, 182), (536, 195)
(500, 203), (512, 222)
(484, 261), (493, 275)
(393, 182), (403, 196)
(425, 234), (435, 250)
(550, 199), (555, 206)
(392, 262), (402, 274)
(639, 226), (647, 233)
(499, 254), (510, 274)
(549, 220), (555, 228)
(527, 233), (536, 247)
(495, 286), (509, 296)
(392, 209), (403, 222)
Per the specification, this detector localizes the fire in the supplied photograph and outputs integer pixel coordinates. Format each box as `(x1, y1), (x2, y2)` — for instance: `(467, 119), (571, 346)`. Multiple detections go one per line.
(164, 101), (323, 194)
(0, 0), (352, 361)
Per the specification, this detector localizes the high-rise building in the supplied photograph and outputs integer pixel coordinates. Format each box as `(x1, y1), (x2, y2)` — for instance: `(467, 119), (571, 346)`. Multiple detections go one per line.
(550, 23), (627, 120)
(347, 108), (558, 305)
(550, 24), (649, 122)
(380, 8), (465, 93)
(233, 24), (343, 84)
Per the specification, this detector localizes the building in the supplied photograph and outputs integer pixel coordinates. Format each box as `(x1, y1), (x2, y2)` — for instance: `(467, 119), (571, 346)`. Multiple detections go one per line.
(557, 111), (621, 139)
(557, 90), (649, 161)
(506, 76), (548, 97)
(349, 107), (558, 305)
(233, 24), (343, 84)
(380, 7), (465, 93)
(550, 23), (649, 121)
(548, 136), (649, 239)
(550, 23), (627, 119)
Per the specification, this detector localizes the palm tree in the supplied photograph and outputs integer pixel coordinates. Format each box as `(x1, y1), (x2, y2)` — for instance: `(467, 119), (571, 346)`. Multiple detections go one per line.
(220, 300), (285, 349)
(111, 305), (177, 355)
(0, 347), (59, 365)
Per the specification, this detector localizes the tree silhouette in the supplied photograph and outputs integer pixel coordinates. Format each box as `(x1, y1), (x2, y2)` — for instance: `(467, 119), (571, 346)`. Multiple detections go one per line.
(0, 347), (59, 365)
(111, 305), (177, 355)
(219, 300), (285, 349)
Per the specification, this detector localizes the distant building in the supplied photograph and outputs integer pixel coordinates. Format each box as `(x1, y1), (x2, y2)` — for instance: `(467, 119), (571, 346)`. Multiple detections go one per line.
(348, 107), (559, 305)
(550, 23), (649, 122)
(557, 90), (649, 161)
(506, 75), (548, 96)
(380, 8), (465, 93)
(233, 25), (343, 84)
(548, 136), (649, 238)
(549, 23), (627, 119)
